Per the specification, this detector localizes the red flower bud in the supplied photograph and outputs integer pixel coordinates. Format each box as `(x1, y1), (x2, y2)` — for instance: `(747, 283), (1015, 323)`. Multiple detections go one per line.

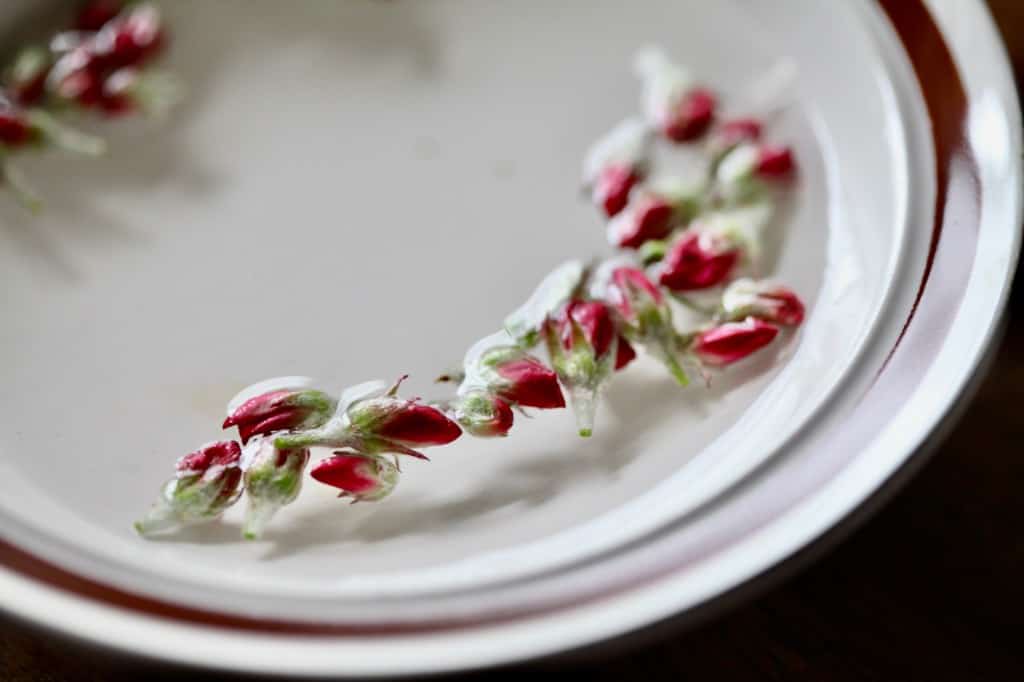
(615, 334), (637, 370)
(0, 111), (33, 147)
(480, 346), (565, 409)
(555, 300), (616, 359)
(593, 164), (639, 217)
(93, 4), (165, 70)
(663, 87), (716, 142)
(5, 47), (53, 107)
(606, 266), (664, 322)
(607, 194), (676, 250)
(343, 376), (462, 457)
(176, 439), (242, 475)
(453, 390), (515, 438)
(598, 264), (688, 385)
(722, 278), (805, 326)
(311, 453), (399, 503)
(136, 440), (244, 535)
(717, 118), (762, 146)
(75, 1), (124, 31)
(224, 385), (336, 444)
(693, 317), (779, 366)
(756, 145), (795, 178)
(583, 118), (650, 217)
(240, 437), (310, 539)
(546, 300), (621, 436)
(658, 232), (740, 292)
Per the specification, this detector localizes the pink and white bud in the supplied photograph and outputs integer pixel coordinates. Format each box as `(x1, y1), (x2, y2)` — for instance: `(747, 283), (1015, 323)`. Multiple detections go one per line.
(545, 300), (621, 436)
(692, 317), (779, 366)
(469, 341), (566, 409)
(721, 278), (805, 326)
(634, 47), (715, 142)
(135, 441), (244, 535)
(311, 452), (400, 503)
(452, 390), (515, 438)
(582, 118), (651, 217)
(657, 230), (741, 292)
(607, 193), (676, 250)
(708, 118), (763, 162)
(275, 376), (461, 460)
(716, 141), (796, 201)
(223, 378), (337, 444)
(597, 264), (689, 386)
(240, 437), (310, 540)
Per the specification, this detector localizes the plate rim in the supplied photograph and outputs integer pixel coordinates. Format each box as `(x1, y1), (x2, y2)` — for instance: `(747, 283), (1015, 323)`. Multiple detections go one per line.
(1, 0), (1020, 676)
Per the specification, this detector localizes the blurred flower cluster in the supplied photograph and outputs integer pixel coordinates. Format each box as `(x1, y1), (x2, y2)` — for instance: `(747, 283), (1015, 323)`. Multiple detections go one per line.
(1, 1), (177, 210)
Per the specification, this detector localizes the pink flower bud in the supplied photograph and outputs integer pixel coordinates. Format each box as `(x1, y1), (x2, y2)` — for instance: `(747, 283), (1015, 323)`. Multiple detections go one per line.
(593, 164), (640, 217)
(75, 1), (124, 31)
(93, 3), (165, 70)
(224, 386), (336, 444)
(478, 346), (565, 409)
(311, 453), (399, 503)
(453, 390), (514, 438)
(6, 47), (53, 106)
(722, 278), (805, 326)
(607, 194), (676, 250)
(693, 317), (779, 366)
(601, 265), (689, 385)
(756, 145), (795, 178)
(582, 118), (650, 217)
(663, 87), (716, 142)
(658, 231), (740, 292)
(0, 110), (33, 147)
(555, 300), (616, 360)
(546, 300), (620, 436)
(273, 377), (462, 459)
(135, 441), (244, 535)
(240, 437), (310, 540)
(606, 266), (664, 321)
(708, 118), (762, 161)
(176, 439), (242, 476)
(615, 334), (637, 370)
(717, 142), (796, 191)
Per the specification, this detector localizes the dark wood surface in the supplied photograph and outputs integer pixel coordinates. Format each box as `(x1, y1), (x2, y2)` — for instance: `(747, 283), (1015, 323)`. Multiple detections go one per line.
(4, 2), (1023, 680)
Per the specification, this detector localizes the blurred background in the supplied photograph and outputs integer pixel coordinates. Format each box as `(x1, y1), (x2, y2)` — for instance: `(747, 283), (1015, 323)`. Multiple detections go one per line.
(2, 1), (1023, 680)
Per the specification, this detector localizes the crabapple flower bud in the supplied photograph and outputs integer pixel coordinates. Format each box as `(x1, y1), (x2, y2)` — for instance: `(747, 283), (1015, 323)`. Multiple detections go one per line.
(452, 390), (515, 437)
(240, 437), (310, 540)
(692, 317), (779, 366)
(276, 376), (461, 459)
(708, 118), (762, 163)
(634, 47), (715, 142)
(545, 300), (620, 436)
(5, 46), (52, 106)
(92, 3), (165, 70)
(75, 1), (124, 31)
(658, 230), (741, 292)
(598, 264), (689, 385)
(721, 278), (805, 326)
(311, 452), (400, 503)
(582, 118), (651, 217)
(134, 441), (243, 535)
(505, 260), (585, 347)
(716, 142), (795, 202)
(607, 193), (676, 250)
(223, 379), (337, 444)
(472, 343), (566, 409)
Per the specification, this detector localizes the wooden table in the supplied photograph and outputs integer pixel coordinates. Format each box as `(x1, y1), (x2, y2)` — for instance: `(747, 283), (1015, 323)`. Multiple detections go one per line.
(3, 3), (1023, 680)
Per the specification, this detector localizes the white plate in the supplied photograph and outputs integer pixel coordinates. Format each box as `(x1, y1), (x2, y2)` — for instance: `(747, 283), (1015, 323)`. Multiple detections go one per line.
(0, 0), (1019, 677)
